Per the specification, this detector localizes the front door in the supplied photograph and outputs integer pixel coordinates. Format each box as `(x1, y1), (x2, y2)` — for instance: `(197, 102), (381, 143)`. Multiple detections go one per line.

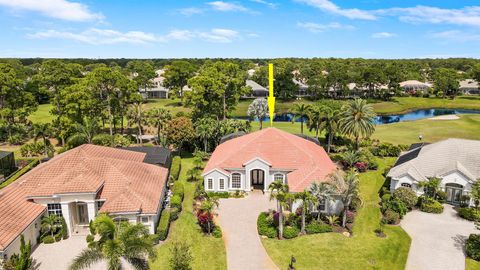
(445, 183), (463, 204)
(251, 169), (264, 189)
(77, 204), (89, 225)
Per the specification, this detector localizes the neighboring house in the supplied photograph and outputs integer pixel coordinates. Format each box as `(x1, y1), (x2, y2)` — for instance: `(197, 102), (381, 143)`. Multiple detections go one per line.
(203, 128), (341, 213)
(400, 80), (432, 92)
(293, 79), (309, 97)
(139, 69), (191, 99)
(245, 80), (268, 98)
(459, 79), (480, 95)
(387, 138), (480, 205)
(0, 144), (169, 261)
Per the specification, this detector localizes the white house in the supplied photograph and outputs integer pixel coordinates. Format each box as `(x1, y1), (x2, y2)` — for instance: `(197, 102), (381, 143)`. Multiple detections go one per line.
(460, 79), (480, 95)
(387, 139), (480, 204)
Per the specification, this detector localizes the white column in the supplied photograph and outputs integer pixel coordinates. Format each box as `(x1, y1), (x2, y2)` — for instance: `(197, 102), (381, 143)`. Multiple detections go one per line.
(87, 202), (96, 222)
(60, 203), (73, 236)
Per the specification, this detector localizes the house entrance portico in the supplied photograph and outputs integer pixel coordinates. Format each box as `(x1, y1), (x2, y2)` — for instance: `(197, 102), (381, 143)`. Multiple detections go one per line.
(250, 169), (265, 190)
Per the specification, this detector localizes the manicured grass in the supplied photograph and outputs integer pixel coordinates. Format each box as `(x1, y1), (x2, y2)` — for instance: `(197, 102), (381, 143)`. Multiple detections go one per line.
(466, 258), (480, 270)
(371, 96), (480, 115)
(262, 158), (411, 270)
(373, 114), (480, 145)
(232, 99), (314, 117)
(28, 103), (54, 124)
(144, 98), (191, 116)
(150, 155), (227, 270)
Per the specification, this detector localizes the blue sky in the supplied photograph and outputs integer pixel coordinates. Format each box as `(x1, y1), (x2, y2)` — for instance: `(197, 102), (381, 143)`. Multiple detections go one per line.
(0, 0), (479, 58)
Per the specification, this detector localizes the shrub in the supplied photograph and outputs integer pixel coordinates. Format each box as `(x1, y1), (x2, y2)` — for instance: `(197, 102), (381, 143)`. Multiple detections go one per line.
(257, 212), (277, 238)
(86, 234), (94, 243)
(173, 182), (184, 200)
(349, 197), (362, 211)
(382, 209), (400, 224)
(92, 134), (113, 146)
(157, 209), (171, 241)
(381, 197), (408, 218)
(112, 134), (131, 147)
(419, 197), (443, 214)
(460, 195), (471, 208)
(207, 192), (229, 199)
(305, 221), (332, 234)
(170, 195), (183, 210)
(393, 187), (418, 209)
(466, 234), (480, 261)
(283, 226), (299, 239)
(435, 191), (447, 204)
(42, 236), (55, 244)
(381, 193), (391, 203)
(458, 208), (480, 222)
(345, 210), (355, 223)
(170, 156), (182, 181)
(371, 143), (408, 157)
(354, 162), (368, 172)
(212, 226), (222, 238)
(170, 207), (180, 221)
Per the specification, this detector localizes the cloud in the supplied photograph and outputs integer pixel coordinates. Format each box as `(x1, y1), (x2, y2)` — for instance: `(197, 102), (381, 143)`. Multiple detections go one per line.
(297, 22), (354, 33)
(371, 32), (396, 38)
(250, 0), (277, 8)
(28, 28), (158, 45)
(0, 0), (103, 21)
(294, 0), (376, 20)
(197, 28), (240, 43)
(178, 7), (205, 16)
(207, 1), (249, 12)
(430, 30), (480, 42)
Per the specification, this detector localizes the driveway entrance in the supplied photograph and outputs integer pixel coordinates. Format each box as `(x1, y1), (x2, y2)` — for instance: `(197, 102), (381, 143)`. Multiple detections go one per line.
(401, 204), (477, 270)
(216, 191), (278, 270)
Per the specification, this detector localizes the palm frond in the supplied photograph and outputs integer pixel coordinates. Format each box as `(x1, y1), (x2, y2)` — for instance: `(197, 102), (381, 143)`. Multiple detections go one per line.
(69, 248), (104, 270)
(125, 256), (149, 270)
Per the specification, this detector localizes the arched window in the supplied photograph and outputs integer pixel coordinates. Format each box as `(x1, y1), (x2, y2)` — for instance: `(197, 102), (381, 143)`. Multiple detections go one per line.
(401, 183), (412, 188)
(231, 173), (241, 189)
(274, 173), (284, 182)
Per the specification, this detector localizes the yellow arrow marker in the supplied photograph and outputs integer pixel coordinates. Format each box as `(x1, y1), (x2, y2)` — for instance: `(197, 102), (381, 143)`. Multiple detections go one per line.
(267, 63), (275, 127)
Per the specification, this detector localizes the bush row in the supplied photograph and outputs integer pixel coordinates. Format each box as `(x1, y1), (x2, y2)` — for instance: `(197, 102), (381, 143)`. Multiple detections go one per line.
(458, 208), (480, 222)
(157, 209), (171, 241)
(170, 156), (182, 182)
(467, 234), (480, 261)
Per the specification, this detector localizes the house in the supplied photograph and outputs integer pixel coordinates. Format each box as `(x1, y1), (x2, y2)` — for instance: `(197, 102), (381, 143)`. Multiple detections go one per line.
(293, 79), (309, 97)
(387, 138), (480, 205)
(0, 144), (169, 260)
(459, 79), (480, 95)
(400, 80), (432, 92)
(202, 128), (340, 213)
(245, 80), (268, 98)
(139, 69), (191, 99)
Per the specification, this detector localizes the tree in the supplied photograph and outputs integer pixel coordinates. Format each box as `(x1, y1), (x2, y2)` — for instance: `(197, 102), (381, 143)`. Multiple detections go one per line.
(69, 214), (156, 270)
(165, 117), (195, 151)
(198, 195), (219, 235)
(295, 190), (317, 235)
(432, 68), (460, 99)
(471, 180), (480, 209)
(306, 105), (323, 139)
(310, 182), (335, 221)
(163, 61), (196, 98)
(268, 180), (290, 240)
(146, 108), (172, 146)
(328, 171), (359, 228)
(418, 177), (441, 199)
(291, 103), (310, 134)
(126, 99), (146, 145)
(32, 123), (52, 157)
(194, 118), (217, 152)
(339, 99), (376, 149)
(169, 241), (193, 270)
(41, 214), (60, 238)
(126, 60), (156, 92)
(318, 105), (340, 153)
(247, 98), (269, 130)
(70, 117), (99, 144)
(2, 235), (32, 270)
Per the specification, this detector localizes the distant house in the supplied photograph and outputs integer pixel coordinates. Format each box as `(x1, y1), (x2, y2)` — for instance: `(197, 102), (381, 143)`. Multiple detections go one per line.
(400, 80), (432, 92)
(139, 69), (191, 99)
(0, 145), (169, 260)
(245, 80), (268, 98)
(203, 128), (341, 213)
(293, 79), (309, 97)
(459, 79), (479, 95)
(387, 139), (480, 205)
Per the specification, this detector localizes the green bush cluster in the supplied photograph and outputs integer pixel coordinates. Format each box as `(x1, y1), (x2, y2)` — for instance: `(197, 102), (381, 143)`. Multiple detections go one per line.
(92, 134), (131, 147)
(419, 197), (443, 214)
(42, 236), (55, 244)
(207, 191), (229, 199)
(466, 234), (480, 261)
(458, 208), (480, 222)
(170, 207), (180, 221)
(173, 181), (184, 200)
(381, 197), (408, 218)
(393, 187), (418, 209)
(170, 195), (182, 210)
(212, 227), (222, 238)
(157, 209), (171, 241)
(382, 209), (400, 224)
(257, 212), (277, 238)
(170, 156), (182, 181)
(282, 226), (299, 239)
(435, 191), (447, 204)
(305, 221), (332, 234)
(370, 143), (408, 157)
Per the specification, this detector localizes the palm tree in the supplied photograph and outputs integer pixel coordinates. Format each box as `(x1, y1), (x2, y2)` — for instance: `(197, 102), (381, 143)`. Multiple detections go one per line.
(67, 117), (99, 146)
(32, 123), (52, 157)
(328, 170), (359, 228)
(195, 118), (217, 152)
(318, 106), (340, 153)
(69, 214), (156, 270)
(127, 101), (146, 145)
(41, 215), (59, 238)
(295, 190), (317, 235)
(339, 99), (376, 149)
(291, 103), (311, 134)
(418, 177), (441, 199)
(268, 180), (290, 239)
(200, 196), (220, 235)
(147, 108), (172, 146)
(341, 150), (361, 169)
(247, 98), (269, 130)
(306, 105), (323, 139)
(310, 182), (335, 221)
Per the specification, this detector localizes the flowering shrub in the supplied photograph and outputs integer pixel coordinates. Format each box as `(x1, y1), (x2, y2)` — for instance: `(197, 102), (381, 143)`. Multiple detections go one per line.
(354, 162), (368, 172)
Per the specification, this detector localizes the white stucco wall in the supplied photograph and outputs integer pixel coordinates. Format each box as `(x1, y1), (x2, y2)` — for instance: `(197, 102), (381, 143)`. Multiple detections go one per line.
(3, 213), (43, 259)
(203, 169), (231, 192)
(291, 197), (343, 215)
(440, 171), (472, 192)
(245, 159), (270, 191)
(390, 174), (422, 195)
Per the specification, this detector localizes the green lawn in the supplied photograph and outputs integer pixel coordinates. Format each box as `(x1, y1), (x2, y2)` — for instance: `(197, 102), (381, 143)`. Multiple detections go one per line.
(232, 99), (314, 117)
(466, 258), (480, 270)
(144, 98), (191, 116)
(150, 155), (227, 270)
(262, 158), (411, 270)
(28, 103), (54, 124)
(371, 96), (480, 115)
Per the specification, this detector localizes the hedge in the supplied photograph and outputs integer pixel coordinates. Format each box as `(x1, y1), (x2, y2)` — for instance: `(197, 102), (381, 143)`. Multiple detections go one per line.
(212, 226), (222, 238)
(283, 226), (299, 239)
(419, 197), (443, 214)
(393, 187), (417, 209)
(170, 156), (182, 181)
(467, 234), (480, 261)
(157, 209), (171, 241)
(257, 212), (277, 238)
(42, 235), (55, 244)
(305, 221), (332, 234)
(173, 181), (184, 200)
(0, 158), (39, 189)
(458, 208), (480, 222)
(207, 191), (229, 199)
(170, 195), (182, 210)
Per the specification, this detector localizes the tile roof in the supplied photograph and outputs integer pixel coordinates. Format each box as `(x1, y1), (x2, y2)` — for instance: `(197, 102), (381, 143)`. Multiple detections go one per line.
(204, 128), (337, 192)
(0, 144), (168, 251)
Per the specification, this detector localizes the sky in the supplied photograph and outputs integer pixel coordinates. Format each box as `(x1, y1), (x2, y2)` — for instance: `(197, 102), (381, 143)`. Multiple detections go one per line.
(0, 0), (480, 59)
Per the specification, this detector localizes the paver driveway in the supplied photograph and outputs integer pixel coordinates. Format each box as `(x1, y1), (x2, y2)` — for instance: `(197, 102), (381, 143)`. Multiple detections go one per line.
(216, 191), (279, 270)
(401, 204), (477, 270)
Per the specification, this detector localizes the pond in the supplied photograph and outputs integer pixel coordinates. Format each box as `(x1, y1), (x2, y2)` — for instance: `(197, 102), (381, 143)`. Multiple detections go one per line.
(238, 108), (480, 125)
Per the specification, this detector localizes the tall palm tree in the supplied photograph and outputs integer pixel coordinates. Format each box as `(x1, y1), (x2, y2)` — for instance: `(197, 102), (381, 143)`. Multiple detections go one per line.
(310, 182), (335, 221)
(306, 105), (323, 139)
(318, 106), (340, 153)
(295, 190), (317, 235)
(69, 214), (156, 270)
(200, 196), (220, 235)
(268, 180), (290, 240)
(247, 98), (269, 130)
(127, 101), (146, 145)
(195, 118), (217, 152)
(32, 123), (52, 157)
(291, 103), (311, 134)
(339, 99), (376, 149)
(328, 170), (359, 228)
(41, 214), (60, 237)
(147, 108), (172, 146)
(67, 117), (99, 145)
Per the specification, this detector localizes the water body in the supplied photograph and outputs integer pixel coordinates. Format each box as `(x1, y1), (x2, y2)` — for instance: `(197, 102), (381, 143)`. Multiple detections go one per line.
(238, 108), (480, 125)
